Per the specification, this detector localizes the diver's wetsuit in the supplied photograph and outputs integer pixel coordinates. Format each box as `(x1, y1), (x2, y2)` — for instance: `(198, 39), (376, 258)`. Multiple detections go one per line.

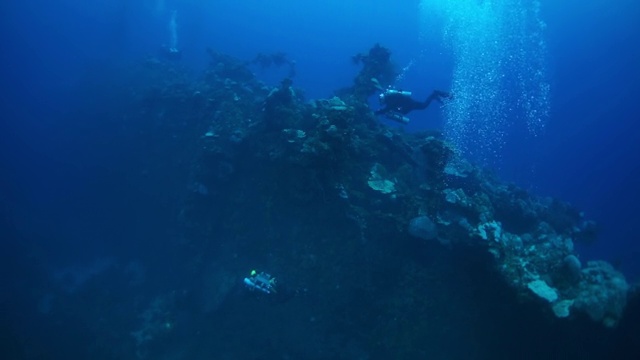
(375, 90), (450, 116)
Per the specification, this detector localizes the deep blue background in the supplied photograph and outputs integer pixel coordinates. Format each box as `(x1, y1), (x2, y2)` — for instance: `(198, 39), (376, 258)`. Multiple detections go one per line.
(1, 0), (638, 278)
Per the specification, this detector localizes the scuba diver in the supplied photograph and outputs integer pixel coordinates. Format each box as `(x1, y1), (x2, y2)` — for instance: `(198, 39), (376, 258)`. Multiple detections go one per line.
(243, 269), (301, 303)
(159, 45), (182, 61)
(244, 270), (277, 294)
(375, 88), (451, 124)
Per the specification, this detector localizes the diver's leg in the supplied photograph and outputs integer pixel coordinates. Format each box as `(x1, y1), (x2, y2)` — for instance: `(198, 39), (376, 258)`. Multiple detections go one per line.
(416, 90), (451, 110)
(414, 94), (436, 110)
(433, 90), (451, 100)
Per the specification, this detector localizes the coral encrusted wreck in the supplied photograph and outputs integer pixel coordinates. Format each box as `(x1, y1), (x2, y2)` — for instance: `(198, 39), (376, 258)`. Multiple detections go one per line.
(177, 45), (628, 328)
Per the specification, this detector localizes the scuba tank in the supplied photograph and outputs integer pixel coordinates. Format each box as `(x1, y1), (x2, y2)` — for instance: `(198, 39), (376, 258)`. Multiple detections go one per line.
(379, 89), (412, 105)
(385, 89), (412, 97)
(385, 113), (410, 124)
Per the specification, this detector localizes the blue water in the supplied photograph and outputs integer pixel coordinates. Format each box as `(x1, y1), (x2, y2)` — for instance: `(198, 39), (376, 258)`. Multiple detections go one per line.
(1, 0), (639, 358)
